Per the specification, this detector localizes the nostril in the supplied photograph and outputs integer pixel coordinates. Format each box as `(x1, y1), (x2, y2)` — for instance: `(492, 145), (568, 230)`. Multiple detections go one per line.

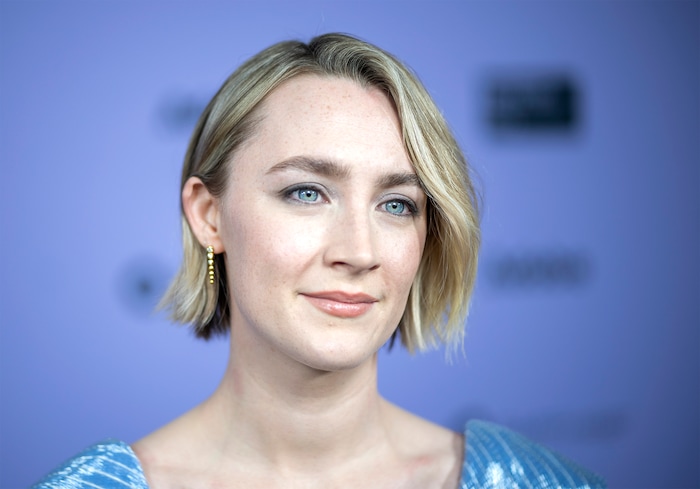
(323, 214), (380, 272)
(325, 247), (380, 273)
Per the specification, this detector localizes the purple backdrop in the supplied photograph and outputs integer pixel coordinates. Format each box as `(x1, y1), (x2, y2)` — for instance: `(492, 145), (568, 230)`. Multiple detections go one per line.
(1, 1), (698, 487)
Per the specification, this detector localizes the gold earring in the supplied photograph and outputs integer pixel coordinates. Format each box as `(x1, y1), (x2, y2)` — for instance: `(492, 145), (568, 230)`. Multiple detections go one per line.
(206, 246), (215, 284)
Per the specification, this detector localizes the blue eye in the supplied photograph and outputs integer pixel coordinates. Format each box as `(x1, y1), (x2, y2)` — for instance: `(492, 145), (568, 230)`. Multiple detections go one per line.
(385, 201), (406, 215)
(382, 198), (419, 217)
(295, 188), (319, 202)
(281, 184), (326, 205)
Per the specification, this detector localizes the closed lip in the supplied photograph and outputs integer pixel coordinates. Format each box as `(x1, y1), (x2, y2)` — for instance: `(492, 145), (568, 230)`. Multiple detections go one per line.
(301, 291), (378, 303)
(301, 291), (378, 318)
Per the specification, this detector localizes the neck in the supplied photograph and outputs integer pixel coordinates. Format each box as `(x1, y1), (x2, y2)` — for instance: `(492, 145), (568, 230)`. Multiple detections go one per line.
(196, 331), (391, 473)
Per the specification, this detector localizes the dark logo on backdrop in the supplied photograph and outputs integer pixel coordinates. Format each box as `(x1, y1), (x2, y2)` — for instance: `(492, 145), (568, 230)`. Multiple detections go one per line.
(486, 249), (591, 289)
(115, 254), (171, 315)
(486, 72), (579, 132)
(155, 94), (208, 135)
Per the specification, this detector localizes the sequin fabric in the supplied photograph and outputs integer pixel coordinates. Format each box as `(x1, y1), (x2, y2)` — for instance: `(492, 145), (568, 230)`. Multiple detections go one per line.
(33, 421), (605, 488)
(462, 420), (606, 489)
(32, 440), (147, 489)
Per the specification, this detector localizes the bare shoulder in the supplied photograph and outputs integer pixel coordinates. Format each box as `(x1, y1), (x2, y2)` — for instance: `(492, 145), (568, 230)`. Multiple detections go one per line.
(130, 409), (209, 489)
(130, 426), (181, 488)
(381, 401), (464, 489)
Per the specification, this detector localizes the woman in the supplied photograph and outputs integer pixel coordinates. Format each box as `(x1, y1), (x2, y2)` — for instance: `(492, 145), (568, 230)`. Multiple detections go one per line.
(35, 33), (605, 488)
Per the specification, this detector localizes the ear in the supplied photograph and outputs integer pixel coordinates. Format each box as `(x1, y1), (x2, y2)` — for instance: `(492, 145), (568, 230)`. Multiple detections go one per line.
(182, 176), (224, 253)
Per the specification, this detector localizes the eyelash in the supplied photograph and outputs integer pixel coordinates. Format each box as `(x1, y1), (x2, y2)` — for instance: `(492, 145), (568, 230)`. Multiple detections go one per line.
(281, 184), (419, 217)
(282, 184), (327, 204)
(383, 198), (419, 217)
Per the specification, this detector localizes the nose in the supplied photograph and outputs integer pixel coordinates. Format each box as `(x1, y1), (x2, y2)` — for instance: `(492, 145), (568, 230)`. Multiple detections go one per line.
(323, 209), (380, 273)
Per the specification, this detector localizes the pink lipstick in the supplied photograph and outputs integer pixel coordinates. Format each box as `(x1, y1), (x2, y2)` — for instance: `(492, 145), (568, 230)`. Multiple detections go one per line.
(301, 291), (377, 318)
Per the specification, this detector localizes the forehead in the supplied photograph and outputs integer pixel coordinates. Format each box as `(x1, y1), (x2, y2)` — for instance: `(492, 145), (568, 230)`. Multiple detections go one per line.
(236, 75), (409, 170)
(262, 74), (397, 120)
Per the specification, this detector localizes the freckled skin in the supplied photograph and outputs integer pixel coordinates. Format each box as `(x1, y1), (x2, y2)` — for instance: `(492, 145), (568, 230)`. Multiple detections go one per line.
(132, 75), (463, 489)
(217, 75), (428, 373)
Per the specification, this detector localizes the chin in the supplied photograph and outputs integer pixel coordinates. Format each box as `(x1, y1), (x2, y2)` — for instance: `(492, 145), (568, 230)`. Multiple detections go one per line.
(295, 337), (382, 373)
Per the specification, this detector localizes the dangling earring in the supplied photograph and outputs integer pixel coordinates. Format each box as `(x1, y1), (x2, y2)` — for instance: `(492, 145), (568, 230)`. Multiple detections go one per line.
(206, 246), (215, 284)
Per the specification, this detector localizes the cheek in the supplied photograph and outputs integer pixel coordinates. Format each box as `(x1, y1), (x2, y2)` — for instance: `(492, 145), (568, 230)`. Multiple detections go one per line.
(381, 227), (426, 290)
(227, 211), (322, 284)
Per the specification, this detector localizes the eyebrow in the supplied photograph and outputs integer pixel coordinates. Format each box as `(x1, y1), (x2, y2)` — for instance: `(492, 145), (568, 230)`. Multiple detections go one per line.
(377, 171), (421, 189)
(266, 155), (422, 190)
(266, 156), (350, 179)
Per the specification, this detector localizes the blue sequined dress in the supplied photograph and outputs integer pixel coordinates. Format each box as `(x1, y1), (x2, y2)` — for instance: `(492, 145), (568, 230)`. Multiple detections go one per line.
(33, 420), (606, 488)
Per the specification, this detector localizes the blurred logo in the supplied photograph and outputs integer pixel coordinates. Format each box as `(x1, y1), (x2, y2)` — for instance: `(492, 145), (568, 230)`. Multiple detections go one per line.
(487, 72), (579, 132)
(486, 250), (591, 289)
(115, 254), (171, 316)
(155, 94), (207, 135)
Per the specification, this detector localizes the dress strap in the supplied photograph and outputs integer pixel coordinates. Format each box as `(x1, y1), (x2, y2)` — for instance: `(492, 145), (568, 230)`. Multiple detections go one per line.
(33, 440), (149, 489)
(461, 420), (606, 488)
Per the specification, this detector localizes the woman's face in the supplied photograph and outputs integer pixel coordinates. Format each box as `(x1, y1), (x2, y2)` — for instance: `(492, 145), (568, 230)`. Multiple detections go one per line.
(216, 75), (427, 371)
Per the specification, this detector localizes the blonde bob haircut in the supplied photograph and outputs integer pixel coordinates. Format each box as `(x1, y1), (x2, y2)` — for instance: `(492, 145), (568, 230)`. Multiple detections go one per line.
(161, 33), (480, 353)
